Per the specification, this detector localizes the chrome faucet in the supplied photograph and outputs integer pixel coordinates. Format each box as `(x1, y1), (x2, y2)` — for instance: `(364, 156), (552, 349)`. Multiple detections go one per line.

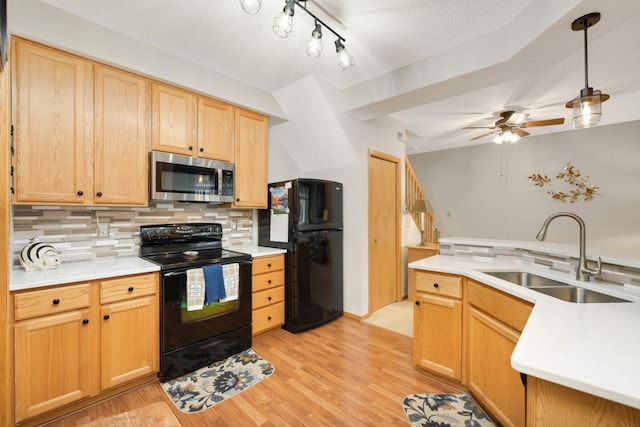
(536, 212), (602, 281)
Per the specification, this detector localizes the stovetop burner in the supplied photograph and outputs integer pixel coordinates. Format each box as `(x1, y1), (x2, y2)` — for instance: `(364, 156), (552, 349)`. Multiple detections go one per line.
(139, 223), (250, 270)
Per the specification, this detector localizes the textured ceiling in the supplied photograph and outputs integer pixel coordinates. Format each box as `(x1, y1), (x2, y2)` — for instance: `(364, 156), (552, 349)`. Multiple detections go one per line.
(38, 0), (640, 153)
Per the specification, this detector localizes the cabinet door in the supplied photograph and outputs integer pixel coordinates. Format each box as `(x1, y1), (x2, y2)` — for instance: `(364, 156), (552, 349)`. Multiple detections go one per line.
(413, 293), (462, 380)
(151, 83), (197, 156)
(94, 65), (149, 205)
(100, 295), (158, 389)
(14, 309), (97, 421)
(233, 108), (268, 208)
(198, 97), (234, 161)
(12, 38), (93, 204)
(468, 307), (525, 427)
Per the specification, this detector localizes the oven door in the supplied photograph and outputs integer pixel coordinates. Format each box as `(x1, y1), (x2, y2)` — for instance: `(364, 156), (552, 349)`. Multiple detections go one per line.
(161, 259), (252, 354)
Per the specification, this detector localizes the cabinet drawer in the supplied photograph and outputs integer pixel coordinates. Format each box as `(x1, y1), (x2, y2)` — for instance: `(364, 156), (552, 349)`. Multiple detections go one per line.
(252, 302), (284, 335)
(252, 270), (284, 292)
(252, 255), (284, 275)
(14, 283), (91, 321)
(468, 280), (533, 332)
(252, 286), (285, 309)
(416, 272), (462, 299)
(100, 273), (157, 304)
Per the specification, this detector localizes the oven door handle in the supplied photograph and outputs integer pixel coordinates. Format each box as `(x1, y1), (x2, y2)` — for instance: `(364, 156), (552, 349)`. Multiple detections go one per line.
(163, 271), (186, 277)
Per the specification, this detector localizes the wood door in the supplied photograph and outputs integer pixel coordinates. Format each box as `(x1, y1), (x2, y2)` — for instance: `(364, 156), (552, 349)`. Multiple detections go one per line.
(100, 295), (158, 390)
(233, 108), (268, 208)
(414, 293), (462, 380)
(12, 38), (93, 204)
(14, 309), (96, 421)
(151, 82), (197, 156)
(368, 150), (401, 313)
(467, 307), (525, 427)
(198, 97), (234, 161)
(94, 65), (149, 205)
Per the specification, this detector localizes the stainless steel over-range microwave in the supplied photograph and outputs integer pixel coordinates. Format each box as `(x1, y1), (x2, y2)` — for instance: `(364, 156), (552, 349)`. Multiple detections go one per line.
(149, 151), (234, 203)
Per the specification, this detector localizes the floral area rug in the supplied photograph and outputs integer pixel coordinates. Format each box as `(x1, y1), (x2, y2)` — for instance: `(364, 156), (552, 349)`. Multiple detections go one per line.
(403, 393), (496, 427)
(161, 348), (275, 413)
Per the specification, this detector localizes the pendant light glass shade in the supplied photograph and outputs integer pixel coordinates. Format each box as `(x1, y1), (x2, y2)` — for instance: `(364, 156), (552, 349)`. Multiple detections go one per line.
(566, 12), (609, 129)
(239, 0), (261, 15)
(306, 22), (323, 57)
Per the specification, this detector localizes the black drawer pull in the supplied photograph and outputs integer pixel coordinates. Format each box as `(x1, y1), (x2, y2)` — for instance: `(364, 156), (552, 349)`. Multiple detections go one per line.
(199, 147), (204, 152)
(52, 298), (60, 305)
(433, 283), (439, 288)
(77, 190), (83, 196)
(267, 279), (272, 284)
(104, 314), (110, 320)
(128, 286), (134, 292)
(96, 191), (103, 197)
(188, 146), (193, 151)
(415, 301), (420, 305)
(82, 319), (89, 325)
(267, 296), (272, 301)
(267, 263), (272, 268)
(267, 316), (272, 321)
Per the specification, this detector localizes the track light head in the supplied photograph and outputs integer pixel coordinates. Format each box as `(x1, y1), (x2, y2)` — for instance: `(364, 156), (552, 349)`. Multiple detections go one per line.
(239, 0), (261, 15)
(273, 0), (296, 38)
(335, 39), (353, 70)
(306, 21), (323, 57)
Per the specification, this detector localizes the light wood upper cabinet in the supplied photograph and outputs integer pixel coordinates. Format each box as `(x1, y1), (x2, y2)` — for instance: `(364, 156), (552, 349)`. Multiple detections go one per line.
(198, 97), (234, 162)
(12, 38), (94, 204)
(94, 65), (150, 205)
(12, 38), (149, 206)
(151, 83), (198, 156)
(233, 107), (268, 208)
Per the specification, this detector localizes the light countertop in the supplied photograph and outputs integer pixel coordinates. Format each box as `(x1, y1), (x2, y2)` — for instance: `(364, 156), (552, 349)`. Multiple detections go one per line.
(409, 254), (640, 410)
(10, 246), (286, 291)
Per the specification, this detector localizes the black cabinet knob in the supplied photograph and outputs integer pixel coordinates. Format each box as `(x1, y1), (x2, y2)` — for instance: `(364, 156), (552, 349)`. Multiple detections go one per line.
(82, 319), (89, 325)
(433, 283), (439, 288)
(236, 198), (240, 202)
(415, 300), (420, 305)
(103, 314), (110, 320)
(128, 286), (134, 292)
(52, 298), (60, 305)
(77, 190), (83, 196)
(267, 280), (272, 284)
(267, 316), (272, 321)
(96, 191), (103, 197)
(267, 263), (272, 268)
(267, 296), (272, 301)
(199, 147), (204, 152)
(188, 146), (193, 151)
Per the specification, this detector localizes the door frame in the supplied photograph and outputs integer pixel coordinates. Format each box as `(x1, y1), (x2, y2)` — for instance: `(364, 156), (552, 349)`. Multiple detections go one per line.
(367, 149), (402, 314)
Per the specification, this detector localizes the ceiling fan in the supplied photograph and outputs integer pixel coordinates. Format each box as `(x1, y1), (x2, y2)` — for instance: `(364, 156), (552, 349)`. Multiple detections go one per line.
(463, 111), (565, 143)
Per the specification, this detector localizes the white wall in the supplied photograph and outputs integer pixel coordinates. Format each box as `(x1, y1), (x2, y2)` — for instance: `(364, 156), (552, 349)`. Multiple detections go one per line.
(408, 120), (640, 261)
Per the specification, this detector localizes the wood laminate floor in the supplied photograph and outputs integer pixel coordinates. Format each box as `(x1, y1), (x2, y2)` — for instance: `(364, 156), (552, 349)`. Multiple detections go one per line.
(45, 316), (464, 427)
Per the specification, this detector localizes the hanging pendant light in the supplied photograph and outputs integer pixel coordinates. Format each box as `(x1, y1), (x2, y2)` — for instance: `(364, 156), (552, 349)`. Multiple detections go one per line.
(565, 12), (609, 129)
(306, 21), (323, 57)
(335, 39), (354, 70)
(273, 0), (296, 38)
(239, 0), (261, 15)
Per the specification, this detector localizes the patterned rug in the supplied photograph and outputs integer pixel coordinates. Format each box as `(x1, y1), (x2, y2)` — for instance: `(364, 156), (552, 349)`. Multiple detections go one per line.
(162, 348), (275, 413)
(403, 393), (496, 427)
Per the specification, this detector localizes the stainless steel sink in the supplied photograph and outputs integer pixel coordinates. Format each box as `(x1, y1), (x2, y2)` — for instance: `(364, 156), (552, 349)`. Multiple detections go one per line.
(484, 271), (631, 303)
(484, 271), (570, 287)
(531, 286), (631, 303)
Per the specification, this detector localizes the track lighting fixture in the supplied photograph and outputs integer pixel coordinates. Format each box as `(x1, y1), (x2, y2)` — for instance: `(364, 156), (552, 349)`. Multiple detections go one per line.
(306, 21), (323, 57)
(241, 0), (353, 69)
(239, 0), (261, 15)
(565, 12), (609, 129)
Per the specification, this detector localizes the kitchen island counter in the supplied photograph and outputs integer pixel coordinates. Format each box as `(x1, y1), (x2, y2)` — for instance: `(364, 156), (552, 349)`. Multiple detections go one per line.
(410, 252), (640, 410)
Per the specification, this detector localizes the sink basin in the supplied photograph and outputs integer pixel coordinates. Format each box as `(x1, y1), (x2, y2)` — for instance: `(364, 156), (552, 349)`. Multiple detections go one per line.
(484, 271), (569, 287)
(484, 270), (631, 303)
(532, 286), (631, 303)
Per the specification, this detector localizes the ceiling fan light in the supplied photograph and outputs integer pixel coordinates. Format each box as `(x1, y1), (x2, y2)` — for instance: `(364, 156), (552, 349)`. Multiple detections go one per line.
(239, 0), (261, 15)
(493, 135), (503, 144)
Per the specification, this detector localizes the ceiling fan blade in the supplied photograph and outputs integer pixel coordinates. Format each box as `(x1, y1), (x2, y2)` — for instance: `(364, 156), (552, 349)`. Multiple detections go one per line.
(463, 126), (494, 129)
(514, 128), (530, 137)
(522, 118), (565, 128)
(470, 131), (495, 141)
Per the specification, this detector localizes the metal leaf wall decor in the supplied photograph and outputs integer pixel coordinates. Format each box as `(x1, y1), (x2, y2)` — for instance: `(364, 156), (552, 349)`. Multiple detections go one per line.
(528, 163), (601, 203)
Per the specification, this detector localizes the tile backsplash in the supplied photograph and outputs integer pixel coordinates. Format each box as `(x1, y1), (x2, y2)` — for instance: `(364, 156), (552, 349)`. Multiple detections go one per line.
(12, 202), (254, 266)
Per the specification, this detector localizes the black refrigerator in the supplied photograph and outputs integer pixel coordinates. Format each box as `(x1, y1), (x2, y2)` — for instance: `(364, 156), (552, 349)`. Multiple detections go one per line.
(258, 179), (343, 333)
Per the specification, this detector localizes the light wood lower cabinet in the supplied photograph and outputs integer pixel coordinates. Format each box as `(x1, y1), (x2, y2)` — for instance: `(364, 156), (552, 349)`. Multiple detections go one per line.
(12, 273), (158, 423)
(413, 272), (462, 380)
(252, 254), (285, 335)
